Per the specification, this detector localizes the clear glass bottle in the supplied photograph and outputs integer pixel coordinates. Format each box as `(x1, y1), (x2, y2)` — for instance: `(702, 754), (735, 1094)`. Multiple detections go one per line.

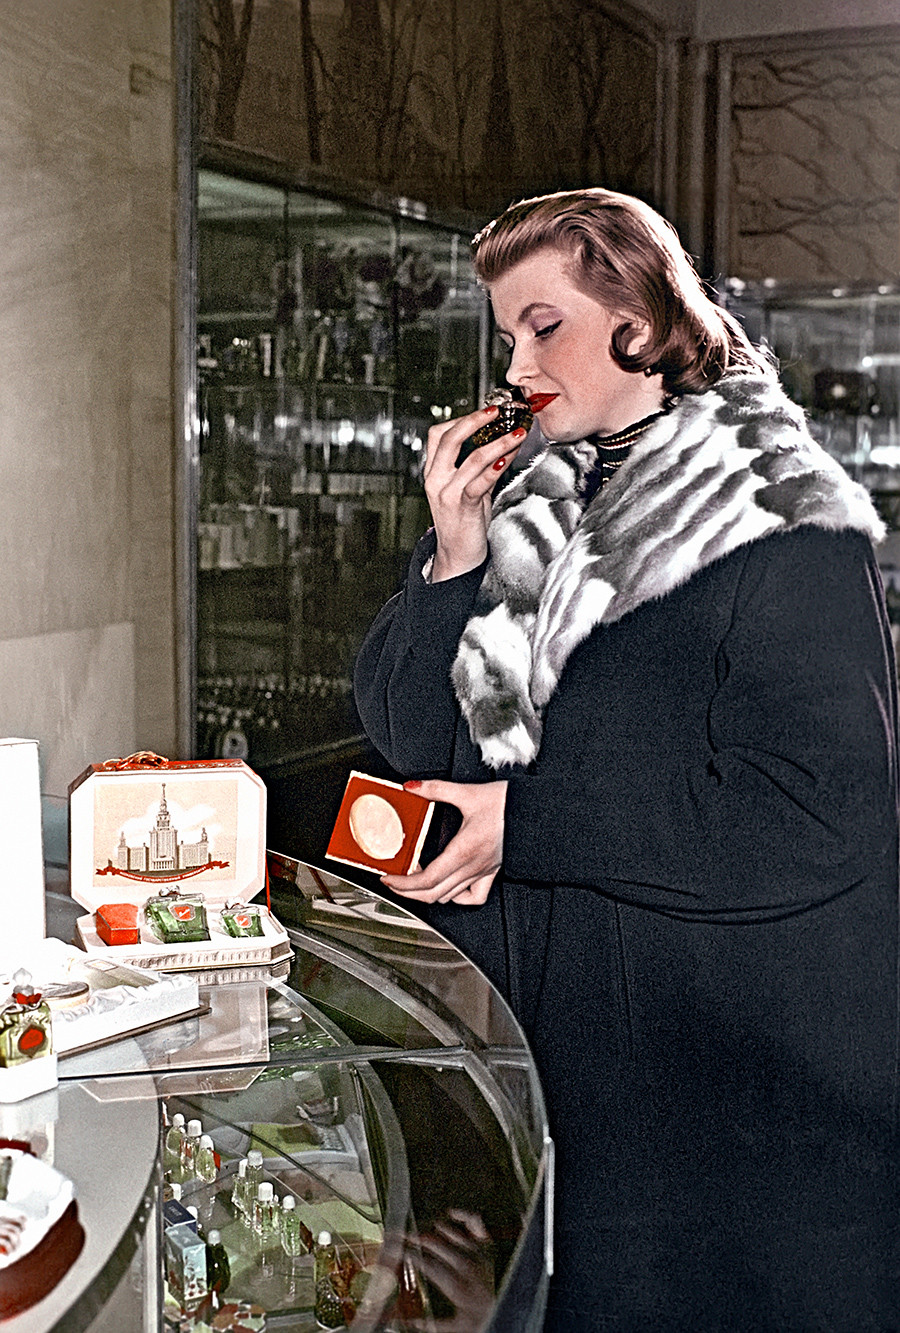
(196, 1134), (218, 1185)
(164, 1111), (186, 1176)
(280, 1194), (304, 1257)
(243, 1148), (264, 1218)
(314, 1230), (337, 1283)
(231, 1156), (249, 1218)
(180, 1119), (203, 1179)
(253, 1181), (280, 1247)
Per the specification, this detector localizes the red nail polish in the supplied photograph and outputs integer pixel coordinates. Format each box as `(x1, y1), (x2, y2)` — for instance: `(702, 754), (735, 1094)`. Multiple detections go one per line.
(492, 457), (507, 471)
(403, 780), (423, 789)
(511, 427), (528, 440)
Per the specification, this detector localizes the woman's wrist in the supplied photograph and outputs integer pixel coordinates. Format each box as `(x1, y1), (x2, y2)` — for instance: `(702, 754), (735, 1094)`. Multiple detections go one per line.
(431, 544), (488, 583)
(432, 549), (490, 581)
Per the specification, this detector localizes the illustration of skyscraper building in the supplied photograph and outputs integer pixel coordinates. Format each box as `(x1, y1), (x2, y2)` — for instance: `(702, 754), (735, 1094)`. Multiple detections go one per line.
(116, 785), (211, 874)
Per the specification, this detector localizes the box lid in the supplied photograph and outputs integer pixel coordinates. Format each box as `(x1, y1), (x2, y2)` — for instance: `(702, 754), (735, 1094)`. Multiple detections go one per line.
(68, 755), (266, 915)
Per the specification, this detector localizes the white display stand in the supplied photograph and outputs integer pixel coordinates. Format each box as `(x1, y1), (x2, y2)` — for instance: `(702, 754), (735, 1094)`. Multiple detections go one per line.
(0, 740), (45, 953)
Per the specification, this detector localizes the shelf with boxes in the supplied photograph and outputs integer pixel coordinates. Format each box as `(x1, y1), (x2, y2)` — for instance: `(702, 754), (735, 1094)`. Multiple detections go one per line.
(194, 169), (489, 772)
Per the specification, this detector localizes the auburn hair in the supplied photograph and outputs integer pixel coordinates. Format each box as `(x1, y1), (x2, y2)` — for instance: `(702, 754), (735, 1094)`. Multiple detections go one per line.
(472, 188), (772, 399)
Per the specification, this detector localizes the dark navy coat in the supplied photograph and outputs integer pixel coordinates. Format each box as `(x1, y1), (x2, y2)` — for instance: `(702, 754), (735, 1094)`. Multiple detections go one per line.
(355, 522), (899, 1331)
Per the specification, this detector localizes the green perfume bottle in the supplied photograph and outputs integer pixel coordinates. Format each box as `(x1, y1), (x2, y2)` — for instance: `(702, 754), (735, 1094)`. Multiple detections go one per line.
(144, 889), (210, 944)
(204, 1228), (231, 1306)
(221, 902), (264, 938)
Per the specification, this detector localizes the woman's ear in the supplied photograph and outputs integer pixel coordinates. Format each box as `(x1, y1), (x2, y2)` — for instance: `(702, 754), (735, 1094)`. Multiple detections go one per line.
(624, 320), (651, 356)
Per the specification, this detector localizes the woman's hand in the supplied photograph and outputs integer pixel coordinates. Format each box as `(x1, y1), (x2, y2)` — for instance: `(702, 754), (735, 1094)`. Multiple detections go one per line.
(406, 1210), (495, 1331)
(380, 779), (508, 905)
(424, 406), (526, 582)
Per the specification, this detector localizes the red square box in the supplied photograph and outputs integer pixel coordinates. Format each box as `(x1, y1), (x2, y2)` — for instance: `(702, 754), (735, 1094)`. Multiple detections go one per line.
(326, 772), (434, 876)
(96, 902), (140, 947)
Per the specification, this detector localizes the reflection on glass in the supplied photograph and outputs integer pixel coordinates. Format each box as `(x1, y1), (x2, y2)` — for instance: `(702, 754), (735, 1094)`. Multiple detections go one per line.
(45, 857), (550, 1329)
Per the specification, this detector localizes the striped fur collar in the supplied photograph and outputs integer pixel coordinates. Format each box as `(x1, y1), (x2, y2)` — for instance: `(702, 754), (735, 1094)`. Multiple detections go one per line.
(451, 373), (884, 770)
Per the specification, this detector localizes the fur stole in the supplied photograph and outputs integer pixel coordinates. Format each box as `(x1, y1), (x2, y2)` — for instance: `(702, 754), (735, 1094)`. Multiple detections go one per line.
(451, 372), (884, 770)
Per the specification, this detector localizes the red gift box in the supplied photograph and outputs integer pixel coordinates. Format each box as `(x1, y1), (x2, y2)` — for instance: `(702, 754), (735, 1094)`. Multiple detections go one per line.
(95, 902), (139, 947)
(326, 772), (434, 876)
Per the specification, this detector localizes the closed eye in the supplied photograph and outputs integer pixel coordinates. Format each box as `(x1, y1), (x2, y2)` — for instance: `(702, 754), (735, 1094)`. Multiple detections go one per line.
(535, 320), (561, 339)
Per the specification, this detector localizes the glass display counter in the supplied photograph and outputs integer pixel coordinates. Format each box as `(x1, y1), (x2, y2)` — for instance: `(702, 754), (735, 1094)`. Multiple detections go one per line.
(23, 856), (549, 1332)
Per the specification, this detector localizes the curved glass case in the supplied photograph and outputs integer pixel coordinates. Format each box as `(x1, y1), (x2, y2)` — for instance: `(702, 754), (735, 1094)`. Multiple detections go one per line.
(28, 857), (549, 1332)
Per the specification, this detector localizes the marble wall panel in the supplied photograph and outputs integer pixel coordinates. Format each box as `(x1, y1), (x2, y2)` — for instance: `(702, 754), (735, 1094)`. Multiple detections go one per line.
(0, 623), (137, 800)
(197, 0), (667, 217)
(0, 0), (178, 797)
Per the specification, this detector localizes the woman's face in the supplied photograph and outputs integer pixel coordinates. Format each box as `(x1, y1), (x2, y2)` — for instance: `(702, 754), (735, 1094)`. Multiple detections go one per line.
(488, 247), (664, 441)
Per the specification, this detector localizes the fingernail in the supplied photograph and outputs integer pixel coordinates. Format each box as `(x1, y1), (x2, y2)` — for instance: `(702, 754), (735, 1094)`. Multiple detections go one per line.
(492, 457), (507, 471)
(484, 404), (499, 415)
(511, 427), (528, 440)
(403, 780), (423, 789)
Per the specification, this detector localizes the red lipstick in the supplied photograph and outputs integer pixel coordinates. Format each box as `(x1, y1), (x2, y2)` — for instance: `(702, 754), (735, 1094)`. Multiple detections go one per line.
(526, 393), (558, 412)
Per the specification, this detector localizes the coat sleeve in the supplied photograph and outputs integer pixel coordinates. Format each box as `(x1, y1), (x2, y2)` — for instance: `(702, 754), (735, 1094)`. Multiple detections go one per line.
(503, 527), (900, 917)
(353, 531), (488, 775)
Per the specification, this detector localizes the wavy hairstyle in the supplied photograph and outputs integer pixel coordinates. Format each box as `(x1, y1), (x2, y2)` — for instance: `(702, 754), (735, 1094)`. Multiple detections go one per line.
(472, 188), (772, 399)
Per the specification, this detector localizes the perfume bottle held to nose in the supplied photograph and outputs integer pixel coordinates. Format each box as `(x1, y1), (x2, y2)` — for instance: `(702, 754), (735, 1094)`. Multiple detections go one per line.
(455, 389), (533, 467)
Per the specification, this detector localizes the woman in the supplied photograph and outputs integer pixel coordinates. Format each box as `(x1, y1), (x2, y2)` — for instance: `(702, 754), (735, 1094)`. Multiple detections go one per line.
(354, 190), (899, 1330)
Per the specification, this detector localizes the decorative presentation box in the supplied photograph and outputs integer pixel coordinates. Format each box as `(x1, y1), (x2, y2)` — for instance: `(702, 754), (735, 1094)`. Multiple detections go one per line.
(0, 939), (202, 1062)
(326, 771), (434, 875)
(69, 754), (291, 973)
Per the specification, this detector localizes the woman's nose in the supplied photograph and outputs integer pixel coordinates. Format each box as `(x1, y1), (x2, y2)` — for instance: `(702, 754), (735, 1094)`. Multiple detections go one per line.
(505, 341), (533, 387)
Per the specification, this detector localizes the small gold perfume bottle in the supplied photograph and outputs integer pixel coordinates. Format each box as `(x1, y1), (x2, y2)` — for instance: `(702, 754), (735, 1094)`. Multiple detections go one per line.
(456, 389), (534, 466)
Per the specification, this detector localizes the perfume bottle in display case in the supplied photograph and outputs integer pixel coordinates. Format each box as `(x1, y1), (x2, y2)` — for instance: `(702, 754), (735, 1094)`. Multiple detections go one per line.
(180, 1119), (203, 1179)
(221, 902), (264, 938)
(204, 1228), (231, 1305)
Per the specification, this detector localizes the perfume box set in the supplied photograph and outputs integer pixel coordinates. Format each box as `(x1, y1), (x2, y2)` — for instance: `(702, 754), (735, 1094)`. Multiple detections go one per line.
(68, 756), (291, 973)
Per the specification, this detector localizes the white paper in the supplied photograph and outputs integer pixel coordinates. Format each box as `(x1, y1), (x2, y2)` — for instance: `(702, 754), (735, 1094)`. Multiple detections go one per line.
(0, 1149), (73, 1269)
(0, 740), (45, 953)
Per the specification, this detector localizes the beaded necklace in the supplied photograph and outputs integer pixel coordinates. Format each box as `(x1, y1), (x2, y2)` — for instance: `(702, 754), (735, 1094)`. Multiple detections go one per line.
(581, 410), (668, 504)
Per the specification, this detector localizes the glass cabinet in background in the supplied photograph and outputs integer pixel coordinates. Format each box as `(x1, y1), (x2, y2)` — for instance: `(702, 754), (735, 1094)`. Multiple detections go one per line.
(194, 169), (488, 776)
(722, 280), (900, 642)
